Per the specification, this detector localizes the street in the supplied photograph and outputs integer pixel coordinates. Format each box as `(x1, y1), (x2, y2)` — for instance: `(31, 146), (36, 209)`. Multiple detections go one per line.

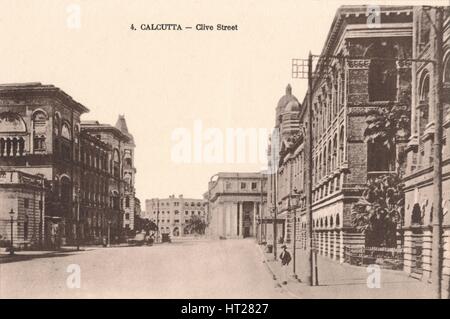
(0, 239), (287, 299)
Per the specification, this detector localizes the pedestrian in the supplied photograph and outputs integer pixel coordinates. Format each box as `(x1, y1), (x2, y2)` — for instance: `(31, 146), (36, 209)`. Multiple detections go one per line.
(279, 244), (291, 285)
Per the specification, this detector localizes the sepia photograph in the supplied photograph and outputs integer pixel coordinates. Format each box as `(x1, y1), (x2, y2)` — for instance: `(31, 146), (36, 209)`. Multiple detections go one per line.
(0, 0), (450, 305)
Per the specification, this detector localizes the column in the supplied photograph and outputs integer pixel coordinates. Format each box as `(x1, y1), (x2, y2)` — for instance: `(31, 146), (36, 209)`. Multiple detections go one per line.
(333, 230), (337, 261)
(327, 231), (331, 258)
(225, 203), (231, 237)
(339, 230), (344, 263)
(236, 202), (240, 237)
(319, 232), (323, 255)
(422, 229), (432, 281)
(403, 230), (413, 273)
(221, 203), (227, 238)
(253, 202), (258, 238)
(231, 202), (238, 237)
(239, 202), (244, 238)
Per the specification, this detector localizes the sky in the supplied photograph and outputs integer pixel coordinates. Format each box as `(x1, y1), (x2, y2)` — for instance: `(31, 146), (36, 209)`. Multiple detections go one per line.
(0, 0), (446, 203)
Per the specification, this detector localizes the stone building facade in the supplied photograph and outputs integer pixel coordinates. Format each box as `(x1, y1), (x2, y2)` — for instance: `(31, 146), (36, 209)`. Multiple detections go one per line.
(402, 6), (450, 297)
(0, 170), (45, 248)
(268, 5), (414, 264)
(80, 118), (137, 241)
(206, 172), (267, 239)
(0, 83), (137, 247)
(145, 195), (206, 237)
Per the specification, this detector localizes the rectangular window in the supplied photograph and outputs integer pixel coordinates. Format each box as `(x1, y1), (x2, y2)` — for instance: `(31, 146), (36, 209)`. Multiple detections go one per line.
(24, 198), (29, 209)
(240, 182), (246, 189)
(251, 182), (257, 190)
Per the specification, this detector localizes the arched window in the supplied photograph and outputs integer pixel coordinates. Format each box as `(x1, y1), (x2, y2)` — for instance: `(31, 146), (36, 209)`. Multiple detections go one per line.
(54, 113), (61, 135)
(61, 123), (71, 140)
(411, 203), (422, 225)
(367, 139), (392, 172)
(339, 126), (345, 164)
(444, 55), (450, 84)
(327, 140), (332, 174)
(111, 191), (119, 210)
(113, 149), (120, 178)
(418, 71), (430, 136)
(0, 112), (27, 156)
(366, 40), (398, 101)
(443, 55), (450, 118)
(60, 176), (72, 205)
(322, 148), (327, 177)
(0, 112), (27, 132)
(125, 196), (130, 208)
(332, 135), (337, 171)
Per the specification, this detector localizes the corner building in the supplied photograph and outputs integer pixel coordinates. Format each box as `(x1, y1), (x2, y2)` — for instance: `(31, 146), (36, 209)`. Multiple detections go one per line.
(0, 83), (137, 246)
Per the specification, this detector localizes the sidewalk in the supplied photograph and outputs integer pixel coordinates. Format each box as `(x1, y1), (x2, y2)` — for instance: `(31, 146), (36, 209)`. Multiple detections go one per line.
(0, 243), (132, 264)
(258, 243), (434, 299)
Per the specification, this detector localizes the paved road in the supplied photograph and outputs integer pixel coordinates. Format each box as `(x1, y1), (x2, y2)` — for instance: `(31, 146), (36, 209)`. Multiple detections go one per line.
(0, 239), (287, 298)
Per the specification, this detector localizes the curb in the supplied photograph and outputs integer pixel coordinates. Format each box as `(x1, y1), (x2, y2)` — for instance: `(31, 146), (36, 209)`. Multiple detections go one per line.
(256, 244), (302, 299)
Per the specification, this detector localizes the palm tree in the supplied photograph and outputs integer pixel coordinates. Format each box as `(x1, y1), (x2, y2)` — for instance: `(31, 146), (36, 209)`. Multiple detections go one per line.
(134, 216), (158, 235)
(351, 174), (404, 247)
(184, 215), (207, 235)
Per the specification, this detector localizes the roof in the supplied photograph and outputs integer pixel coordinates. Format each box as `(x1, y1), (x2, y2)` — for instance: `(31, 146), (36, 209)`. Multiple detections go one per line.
(80, 121), (131, 142)
(0, 82), (89, 114)
(115, 115), (129, 134)
(115, 114), (135, 145)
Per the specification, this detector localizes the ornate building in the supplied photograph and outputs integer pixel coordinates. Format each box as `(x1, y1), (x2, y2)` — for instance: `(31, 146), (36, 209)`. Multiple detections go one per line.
(206, 172), (267, 239)
(0, 83), (137, 247)
(403, 6), (450, 297)
(81, 118), (137, 241)
(268, 5), (414, 265)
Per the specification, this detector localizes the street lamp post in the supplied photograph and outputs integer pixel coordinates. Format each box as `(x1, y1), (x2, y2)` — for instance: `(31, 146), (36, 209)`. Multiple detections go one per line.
(38, 174), (44, 249)
(107, 220), (112, 247)
(9, 209), (15, 255)
(291, 189), (301, 282)
(156, 199), (160, 243)
(76, 187), (80, 251)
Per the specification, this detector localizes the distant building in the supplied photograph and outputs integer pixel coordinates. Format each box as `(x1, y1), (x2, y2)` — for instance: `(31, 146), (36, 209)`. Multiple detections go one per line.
(145, 195), (206, 237)
(205, 172), (267, 239)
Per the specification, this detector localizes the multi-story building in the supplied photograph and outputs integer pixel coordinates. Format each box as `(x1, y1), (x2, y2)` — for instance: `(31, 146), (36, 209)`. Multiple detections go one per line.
(267, 85), (304, 245)
(0, 170), (45, 248)
(403, 6), (450, 297)
(145, 195), (206, 237)
(206, 172), (267, 239)
(268, 5), (414, 263)
(81, 116), (137, 236)
(0, 82), (138, 247)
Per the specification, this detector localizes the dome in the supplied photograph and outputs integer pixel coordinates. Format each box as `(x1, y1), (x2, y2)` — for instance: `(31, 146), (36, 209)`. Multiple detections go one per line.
(284, 100), (300, 113)
(277, 84), (299, 110)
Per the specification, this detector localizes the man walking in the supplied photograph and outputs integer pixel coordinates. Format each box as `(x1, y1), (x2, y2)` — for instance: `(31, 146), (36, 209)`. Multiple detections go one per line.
(279, 244), (292, 285)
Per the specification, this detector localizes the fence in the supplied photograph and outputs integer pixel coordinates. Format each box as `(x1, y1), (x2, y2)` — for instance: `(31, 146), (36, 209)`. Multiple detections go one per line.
(344, 246), (404, 270)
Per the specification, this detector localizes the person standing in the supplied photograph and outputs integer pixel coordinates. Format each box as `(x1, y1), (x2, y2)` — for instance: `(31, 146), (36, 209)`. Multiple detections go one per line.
(279, 244), (292, 285)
